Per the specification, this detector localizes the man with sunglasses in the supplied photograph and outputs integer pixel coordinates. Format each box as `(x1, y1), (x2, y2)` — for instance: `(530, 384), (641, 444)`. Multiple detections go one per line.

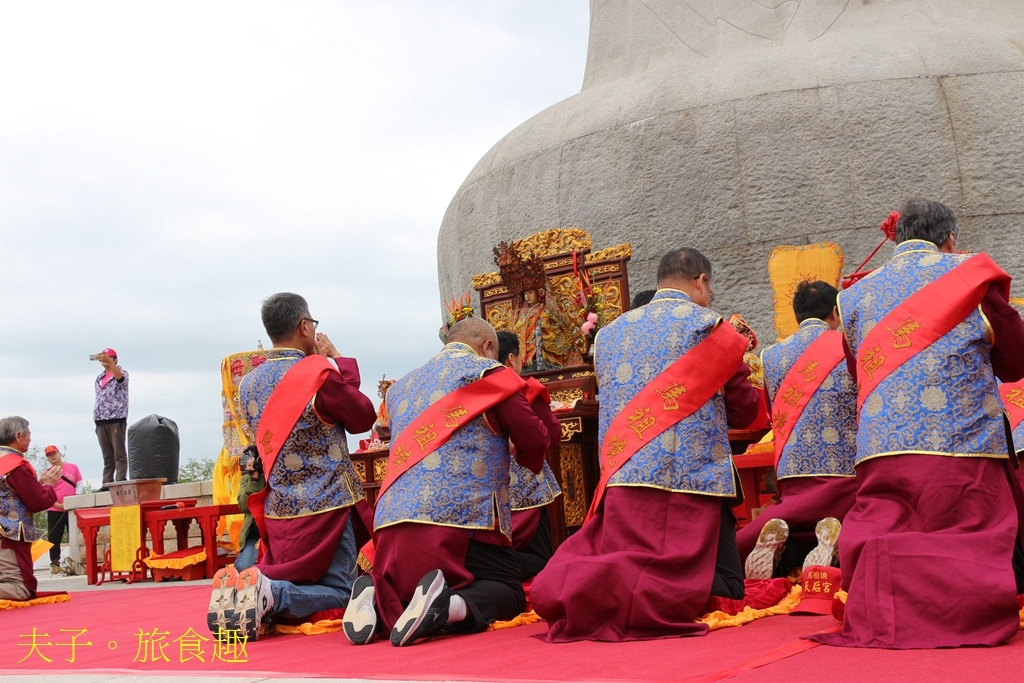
(206, 292), (376, 641)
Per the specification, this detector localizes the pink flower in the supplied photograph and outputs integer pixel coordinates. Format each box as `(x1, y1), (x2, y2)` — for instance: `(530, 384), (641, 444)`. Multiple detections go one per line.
(581, 320), (596, 335)
(587, 312), (599, 324)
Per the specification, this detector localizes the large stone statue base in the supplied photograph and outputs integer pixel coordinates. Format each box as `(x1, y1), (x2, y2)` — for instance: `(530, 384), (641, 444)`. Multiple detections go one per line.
(438, 1), (1024, 337)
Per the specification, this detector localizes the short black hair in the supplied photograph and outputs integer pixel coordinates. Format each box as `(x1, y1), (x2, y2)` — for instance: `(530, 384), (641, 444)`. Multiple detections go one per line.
(896, 197), (958, 246)
(792, 280), (838, 323)
(657, 248), (712, 284)
(261, 292), (309, 341)
(496, 331), (519, 365)
(631, 289), (656, 308)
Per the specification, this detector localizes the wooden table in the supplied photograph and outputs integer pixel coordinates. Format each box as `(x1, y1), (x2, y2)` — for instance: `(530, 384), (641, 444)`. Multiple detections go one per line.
(74, 500), (196, 585)
(74, 499), (241, 584)
(731, 449), (776, 528)
(142, 502), (241, 580)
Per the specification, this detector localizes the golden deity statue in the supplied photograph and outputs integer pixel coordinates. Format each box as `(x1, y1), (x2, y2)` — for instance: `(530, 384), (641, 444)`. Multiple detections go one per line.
(494, 241), (586, 372)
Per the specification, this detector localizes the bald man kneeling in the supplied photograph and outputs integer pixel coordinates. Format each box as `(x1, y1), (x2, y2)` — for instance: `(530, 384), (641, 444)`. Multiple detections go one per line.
(343, 318), (555, 647)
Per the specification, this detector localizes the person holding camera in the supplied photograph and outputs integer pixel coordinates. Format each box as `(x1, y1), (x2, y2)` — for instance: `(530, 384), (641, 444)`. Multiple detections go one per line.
(91, 348), (128, 487)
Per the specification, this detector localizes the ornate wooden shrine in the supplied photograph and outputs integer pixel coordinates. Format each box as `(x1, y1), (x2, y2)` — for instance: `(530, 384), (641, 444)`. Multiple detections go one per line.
(472, 228), (633, 545)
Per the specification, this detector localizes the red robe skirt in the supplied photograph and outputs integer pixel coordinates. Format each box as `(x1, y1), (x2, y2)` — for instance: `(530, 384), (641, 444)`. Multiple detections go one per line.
(531, 486), (720, 642)
(813, 454), (1020, 649)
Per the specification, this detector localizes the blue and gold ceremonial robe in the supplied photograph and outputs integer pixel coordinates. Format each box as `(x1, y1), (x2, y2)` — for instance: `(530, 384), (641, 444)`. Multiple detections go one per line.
(375, 343), (516, 536)
(839, 240), (1006, 464)
(595, 288), (736, 498)
(0, 447), (38, 542)
(510, 459), (561, 511)
(238, 348), (364, 519)
(762, 319), (857, 480)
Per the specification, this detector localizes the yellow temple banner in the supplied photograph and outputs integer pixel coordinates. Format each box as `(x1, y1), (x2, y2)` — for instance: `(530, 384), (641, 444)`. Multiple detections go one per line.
(768, 243), (844, 340)
(110, 504), (141, 572)
(216, 349), (270, 550)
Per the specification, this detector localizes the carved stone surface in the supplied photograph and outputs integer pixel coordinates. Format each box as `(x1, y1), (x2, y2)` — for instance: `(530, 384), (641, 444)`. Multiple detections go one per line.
(437, 1), (1024, 338)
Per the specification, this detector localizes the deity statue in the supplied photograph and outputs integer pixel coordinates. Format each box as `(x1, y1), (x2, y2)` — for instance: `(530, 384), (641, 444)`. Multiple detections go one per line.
(494, 242), (586, 373)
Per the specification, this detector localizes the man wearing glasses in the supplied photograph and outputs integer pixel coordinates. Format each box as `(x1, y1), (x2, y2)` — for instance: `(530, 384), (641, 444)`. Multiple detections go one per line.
(206, 292), (376, 641)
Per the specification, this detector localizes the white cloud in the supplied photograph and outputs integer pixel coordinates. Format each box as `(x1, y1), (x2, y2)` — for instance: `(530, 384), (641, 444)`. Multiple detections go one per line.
(0, 0), (589, 487)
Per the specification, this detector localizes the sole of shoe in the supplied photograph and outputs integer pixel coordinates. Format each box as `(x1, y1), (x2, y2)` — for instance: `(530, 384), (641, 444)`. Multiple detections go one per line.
(745, 518), (789, 580)
(803, 517), (841, 571)
(391, 569), (447, 647)
(343, 574), (377, 645)
(207, 566), (239, 635)
(234, 567), (266, 642)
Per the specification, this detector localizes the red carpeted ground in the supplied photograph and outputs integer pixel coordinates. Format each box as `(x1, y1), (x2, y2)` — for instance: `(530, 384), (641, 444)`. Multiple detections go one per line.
(2, 584), (1022, 681)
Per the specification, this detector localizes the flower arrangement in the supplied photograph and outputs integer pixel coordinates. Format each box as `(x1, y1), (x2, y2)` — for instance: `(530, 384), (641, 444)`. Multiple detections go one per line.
(446, 292), (475, 326)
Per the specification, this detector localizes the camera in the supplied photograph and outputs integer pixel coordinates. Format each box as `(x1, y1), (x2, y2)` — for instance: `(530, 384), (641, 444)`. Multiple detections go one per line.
(241, 445), (264, 477)
(89, 354), (102, 361)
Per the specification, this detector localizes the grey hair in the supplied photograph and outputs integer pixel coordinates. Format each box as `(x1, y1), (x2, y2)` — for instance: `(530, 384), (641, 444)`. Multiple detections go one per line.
(261, 293), (310, 342)
(895, 197), (958, 247)
(0, 416), (29, 446)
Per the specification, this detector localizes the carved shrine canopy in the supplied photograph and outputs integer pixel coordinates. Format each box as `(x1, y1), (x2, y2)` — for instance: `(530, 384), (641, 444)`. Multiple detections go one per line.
(472, 228), (632, 374)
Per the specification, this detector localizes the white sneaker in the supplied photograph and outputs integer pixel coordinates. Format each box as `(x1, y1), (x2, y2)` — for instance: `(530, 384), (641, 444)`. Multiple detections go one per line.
(745, 518), (789, 579)
(803, 517), (841, 571)
(343, 574), (377, 645)
(390, 569), (450, 647)
(235, 566), (274, 641)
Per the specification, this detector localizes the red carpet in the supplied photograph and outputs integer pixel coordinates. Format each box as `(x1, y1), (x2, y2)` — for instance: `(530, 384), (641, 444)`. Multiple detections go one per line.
(1, 584), (1021, 681)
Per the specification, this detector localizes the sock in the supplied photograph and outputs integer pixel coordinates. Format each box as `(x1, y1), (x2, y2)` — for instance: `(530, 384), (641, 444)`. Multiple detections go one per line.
(448, 594), (468, 622)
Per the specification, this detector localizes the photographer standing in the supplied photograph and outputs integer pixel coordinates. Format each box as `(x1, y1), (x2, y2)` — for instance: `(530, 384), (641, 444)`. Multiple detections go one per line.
(92, 348), (128, 487)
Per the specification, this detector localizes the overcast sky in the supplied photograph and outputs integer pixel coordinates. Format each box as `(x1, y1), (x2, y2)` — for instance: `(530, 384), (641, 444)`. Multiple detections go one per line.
(0, 1), (590, 487)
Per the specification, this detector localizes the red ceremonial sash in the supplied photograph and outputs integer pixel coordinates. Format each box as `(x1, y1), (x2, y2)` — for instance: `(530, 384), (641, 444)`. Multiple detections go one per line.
(523, 377), (550, 405)
(1002, 381), (1024, 431)
(770, 331), (846, 468)
(376, 367), (527, 505)
(248, 354), (337, 554)
(0, 452), (33, 479)
(587, 322), (749, 522)
(855, 253), (1009, 412)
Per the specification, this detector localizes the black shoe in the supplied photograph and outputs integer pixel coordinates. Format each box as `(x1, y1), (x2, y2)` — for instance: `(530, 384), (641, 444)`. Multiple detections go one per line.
(343, 574), (377, 645)
(390, 569), (450, 647)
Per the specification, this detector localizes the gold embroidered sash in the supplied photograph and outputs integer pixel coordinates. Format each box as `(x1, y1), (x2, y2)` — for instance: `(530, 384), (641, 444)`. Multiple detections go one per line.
(587, 321), (748, 521)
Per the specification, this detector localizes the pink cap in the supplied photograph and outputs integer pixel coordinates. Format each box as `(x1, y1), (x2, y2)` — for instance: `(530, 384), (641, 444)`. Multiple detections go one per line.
(102, 348), (118, 359)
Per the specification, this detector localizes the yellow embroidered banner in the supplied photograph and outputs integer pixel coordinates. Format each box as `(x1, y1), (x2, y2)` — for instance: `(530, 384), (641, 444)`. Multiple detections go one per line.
(109, 504), (141, 572)
(768, 243), (844, 340)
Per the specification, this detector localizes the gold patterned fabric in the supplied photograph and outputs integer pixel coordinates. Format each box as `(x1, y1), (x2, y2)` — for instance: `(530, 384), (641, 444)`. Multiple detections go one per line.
(595, 290), (736, 497)
(761, 319), (857, 479)
(375, 343), (514, 535)
(512, 294), (585, 372)
(839, 240), (1006, 464)
(0, 448), (36, 542)
(216, 349), (269, 548)
(239, 349), (364, 519)
(509, 458), (561, 511)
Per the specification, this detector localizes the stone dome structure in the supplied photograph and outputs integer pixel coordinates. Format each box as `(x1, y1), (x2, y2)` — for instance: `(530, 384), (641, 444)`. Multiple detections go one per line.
(437, 0), (1024, 338)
